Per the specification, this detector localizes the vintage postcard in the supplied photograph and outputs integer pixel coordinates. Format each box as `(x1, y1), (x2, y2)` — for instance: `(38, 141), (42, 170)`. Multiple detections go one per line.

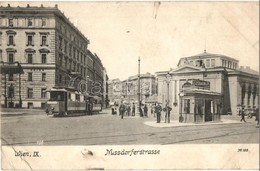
(0, 1), (259, 170)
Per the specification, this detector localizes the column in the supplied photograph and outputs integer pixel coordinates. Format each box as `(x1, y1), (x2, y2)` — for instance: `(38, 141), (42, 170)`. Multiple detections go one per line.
(249, 83), (254, 108)
(244, 83), (248, 108)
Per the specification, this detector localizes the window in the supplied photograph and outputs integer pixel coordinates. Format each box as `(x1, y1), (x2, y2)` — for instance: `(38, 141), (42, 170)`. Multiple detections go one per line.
(28, 72), (32, 81)
(76, 94), (80, 101)
(228, 61), (232, 68)
(77, 63), (80, 72)
(28, 18), (32, 27)
(77, 51), (79, 61)
(42, 18), (46, 26)
(234, 63), (237, 69)
(64, 40), (67, 53)
(69, 45), (72, 56)
(81, 53), (83, 63)
(0, 50), (2, 62)
(222, 59), (225, 67)
(206, 59), (210, 67)
(211, 59), (215, 67)
(59, 36), (63, 51)
(8, 35), (14, 45)
(59, 74), (62, 83)
(9, 74), (14, 81)
(8, 53), (14, 63)
(64, 57), (68, 68)
(69, 60), (72, 70)
(28, 54), (33, 64)
(189, 61), (194, 65)
(41, 88), (47, 98)
(9, 18), (13, 27)
(41, 35), (47, 46)
(73, 62), (76, 71)
(27, 88), (33, 98)
(8, 86), (14, 98)
(42, 73), (46, 81)
(27, 35), (33, 46)
(73, 48), (76, 59)
(0, 32), (2, 45)
(41, 54), (46, 63)
(59, 54), (63, 66)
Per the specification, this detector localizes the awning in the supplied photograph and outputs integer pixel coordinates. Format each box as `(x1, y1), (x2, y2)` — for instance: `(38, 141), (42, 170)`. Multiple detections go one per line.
(0, 61), (24, 74)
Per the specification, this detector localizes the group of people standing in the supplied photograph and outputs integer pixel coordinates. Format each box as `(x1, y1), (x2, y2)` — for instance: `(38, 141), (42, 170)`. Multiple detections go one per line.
(119, 102), (136, 119)
(154, 103), (172, 123)
(116, 102), (173, 123)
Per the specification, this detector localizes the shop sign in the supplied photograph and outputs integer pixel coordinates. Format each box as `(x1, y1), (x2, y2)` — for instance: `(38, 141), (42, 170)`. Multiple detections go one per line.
(192, 80), (210, 90)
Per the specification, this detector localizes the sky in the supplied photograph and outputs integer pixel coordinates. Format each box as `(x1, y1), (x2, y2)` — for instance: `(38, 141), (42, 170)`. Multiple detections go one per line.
(3, 1), (259, 80)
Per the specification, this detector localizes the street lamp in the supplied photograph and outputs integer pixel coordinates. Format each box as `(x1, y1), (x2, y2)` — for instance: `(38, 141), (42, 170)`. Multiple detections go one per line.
(166, 72), (171, 105)
(138, 56), (142, 117)
(165, 72), (171, 123)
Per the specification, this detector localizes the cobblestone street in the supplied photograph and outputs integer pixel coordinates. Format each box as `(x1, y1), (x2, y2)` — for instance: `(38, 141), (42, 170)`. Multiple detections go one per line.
(1, 109), (259, 145)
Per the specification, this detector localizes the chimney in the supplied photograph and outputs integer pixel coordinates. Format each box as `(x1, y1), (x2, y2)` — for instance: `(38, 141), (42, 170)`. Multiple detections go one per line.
(55, 4), (58, 8)
(7, 4), (10, 7)
(204, 49), (206, 53)
(27, 4), (30, 8)
(41, 4), (43, 8)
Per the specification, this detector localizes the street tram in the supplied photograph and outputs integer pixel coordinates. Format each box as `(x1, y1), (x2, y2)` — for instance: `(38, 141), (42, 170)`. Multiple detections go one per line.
(45, 88), (102, 116)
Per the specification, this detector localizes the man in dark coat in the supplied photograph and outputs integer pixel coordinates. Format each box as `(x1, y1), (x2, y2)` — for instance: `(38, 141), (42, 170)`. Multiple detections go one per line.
(163, 104), (172, 123)
(119, 103), (126, 119)
(144, 104), (148, 117)
(255, 108), (259, 126)
(132, 103), (135, 116)
(240, 107), (246, 122)
(155, 103), (162, 123)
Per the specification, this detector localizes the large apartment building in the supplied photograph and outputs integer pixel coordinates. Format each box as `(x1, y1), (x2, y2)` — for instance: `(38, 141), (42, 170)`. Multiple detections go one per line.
(0, 4), (107, 109)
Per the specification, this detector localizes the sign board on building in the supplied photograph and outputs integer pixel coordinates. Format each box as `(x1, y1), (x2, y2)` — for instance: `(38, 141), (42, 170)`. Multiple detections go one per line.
(192, 79), (210, 90)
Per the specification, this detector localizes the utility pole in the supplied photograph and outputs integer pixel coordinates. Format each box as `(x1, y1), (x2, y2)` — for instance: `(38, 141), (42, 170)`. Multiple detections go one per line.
(138, 56), (142, 117)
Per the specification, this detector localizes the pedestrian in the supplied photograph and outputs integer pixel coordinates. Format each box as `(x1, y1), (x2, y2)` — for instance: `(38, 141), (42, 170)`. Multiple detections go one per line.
(151, 104), (154, 116)
(255, 107), (259, 126)
(163, 104), (172, 123)
(119, 103), (126, 119)
(155, 103), (162, 123)
(240, 107), (246, 122)
(139, 104), (143, 117)
(132, 103), (135, 116)
(144, 104), (148, 117)
(127, 104), (131, 117)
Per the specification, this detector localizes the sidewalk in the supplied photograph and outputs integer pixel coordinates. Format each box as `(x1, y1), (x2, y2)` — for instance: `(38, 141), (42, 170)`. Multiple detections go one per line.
(144, 118), (253, 128)
(1, 108), (46, 117)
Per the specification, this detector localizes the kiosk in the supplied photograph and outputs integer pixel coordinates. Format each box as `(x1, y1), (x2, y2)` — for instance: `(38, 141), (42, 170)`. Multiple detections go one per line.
(179, 80), (221, 123)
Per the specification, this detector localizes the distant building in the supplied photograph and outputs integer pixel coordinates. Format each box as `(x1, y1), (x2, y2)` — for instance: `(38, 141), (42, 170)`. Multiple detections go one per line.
(156, 50), (259, 122)
(0, 4), (107, 109)
(108, 73), (157, 104)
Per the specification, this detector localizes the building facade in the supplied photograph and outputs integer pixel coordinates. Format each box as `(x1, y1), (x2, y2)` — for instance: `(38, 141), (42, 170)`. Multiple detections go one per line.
(156, 51), (259, 122)
(0, 4), (107, 109)
(108, 73), (158, 104)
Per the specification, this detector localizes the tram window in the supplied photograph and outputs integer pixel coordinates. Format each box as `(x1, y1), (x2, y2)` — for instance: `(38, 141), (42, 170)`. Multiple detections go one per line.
(50, 91), (64, 101)
(75, 94), (80, 101)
